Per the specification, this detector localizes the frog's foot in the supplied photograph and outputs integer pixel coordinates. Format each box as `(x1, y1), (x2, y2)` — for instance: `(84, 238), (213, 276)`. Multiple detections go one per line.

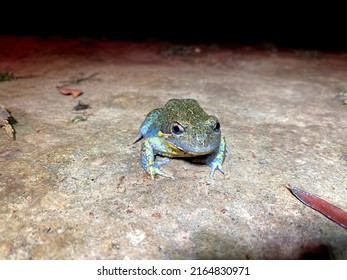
(207, 136), (227, 179)
(146, 158), (174, 179)
(208, 161), (225, 179)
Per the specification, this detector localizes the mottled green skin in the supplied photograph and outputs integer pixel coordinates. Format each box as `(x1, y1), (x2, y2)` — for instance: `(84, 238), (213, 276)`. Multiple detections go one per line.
(133, 99), (227, 179)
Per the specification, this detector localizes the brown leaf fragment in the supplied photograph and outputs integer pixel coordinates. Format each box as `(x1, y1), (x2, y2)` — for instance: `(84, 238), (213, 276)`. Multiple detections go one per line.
(151, 213), (161, 219)
(57, 86), (83, 98)
(0, 105), (10, 125)
(4, 120), (15, 139)
(0, 106), (15, 139)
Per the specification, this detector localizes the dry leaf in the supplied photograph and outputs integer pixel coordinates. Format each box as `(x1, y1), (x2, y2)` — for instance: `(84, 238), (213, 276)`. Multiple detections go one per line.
(0, 106), (15, 139)
(4, 120), (15, 139)
(0, 72), (15, 82)
(70, 114), (87, 123)
(74, 100), (90, 111)
(0, 105), (10, 125)
(287, 184), (347, 229)
(57, 86), (83, 98)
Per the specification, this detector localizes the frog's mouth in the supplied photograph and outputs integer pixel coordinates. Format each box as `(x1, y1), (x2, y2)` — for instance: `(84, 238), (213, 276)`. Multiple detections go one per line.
(166, 141), (217, 157)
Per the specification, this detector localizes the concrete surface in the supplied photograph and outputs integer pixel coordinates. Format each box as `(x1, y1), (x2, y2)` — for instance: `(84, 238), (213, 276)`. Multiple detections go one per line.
(0, 37), (346, 259)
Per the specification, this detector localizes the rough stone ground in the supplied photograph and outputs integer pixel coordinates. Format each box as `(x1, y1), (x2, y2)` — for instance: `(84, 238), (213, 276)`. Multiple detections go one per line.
(0, 37), (346, 259)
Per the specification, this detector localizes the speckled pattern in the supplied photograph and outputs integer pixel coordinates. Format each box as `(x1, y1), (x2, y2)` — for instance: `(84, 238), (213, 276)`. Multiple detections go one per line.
(0, 37), (346, 259)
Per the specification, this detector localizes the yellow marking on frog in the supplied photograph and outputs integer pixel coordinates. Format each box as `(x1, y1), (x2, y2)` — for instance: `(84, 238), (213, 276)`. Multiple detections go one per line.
(164, 141), (179, 155)
(164, 141), (200, 157)
(158, 131), (172, 138)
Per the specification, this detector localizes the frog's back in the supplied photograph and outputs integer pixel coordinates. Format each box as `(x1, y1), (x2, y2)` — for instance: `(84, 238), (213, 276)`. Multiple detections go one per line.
(163, 99), (210, 125)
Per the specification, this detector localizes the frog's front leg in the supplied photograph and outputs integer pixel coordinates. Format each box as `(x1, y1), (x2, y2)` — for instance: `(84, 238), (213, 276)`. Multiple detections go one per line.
(141, 138), (174, 179)
(207, 136), (227, 179)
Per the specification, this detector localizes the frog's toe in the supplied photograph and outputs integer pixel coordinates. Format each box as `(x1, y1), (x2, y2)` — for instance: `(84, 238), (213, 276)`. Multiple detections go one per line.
(155, 157), (171, 167)
(147, 164), (174, 179)
(209, 163), (225, 179)
(155, 169), (175, 179)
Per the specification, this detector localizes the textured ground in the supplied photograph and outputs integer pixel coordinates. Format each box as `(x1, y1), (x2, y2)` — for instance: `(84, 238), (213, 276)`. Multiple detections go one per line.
(0, 37), (346, 259)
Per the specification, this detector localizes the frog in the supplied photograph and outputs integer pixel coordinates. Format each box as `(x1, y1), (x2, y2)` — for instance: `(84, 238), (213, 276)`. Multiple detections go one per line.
(133, 99), (227, 179)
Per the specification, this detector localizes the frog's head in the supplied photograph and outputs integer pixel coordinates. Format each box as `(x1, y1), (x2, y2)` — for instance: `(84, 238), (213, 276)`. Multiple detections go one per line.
(161, 115), (221, 157)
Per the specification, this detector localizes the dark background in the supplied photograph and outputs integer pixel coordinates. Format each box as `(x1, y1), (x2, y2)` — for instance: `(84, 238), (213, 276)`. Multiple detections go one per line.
(1, 4), (345, 51)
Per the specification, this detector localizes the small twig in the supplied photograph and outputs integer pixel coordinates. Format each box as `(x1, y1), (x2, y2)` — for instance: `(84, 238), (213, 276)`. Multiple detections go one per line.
(60, 72), (100, 87)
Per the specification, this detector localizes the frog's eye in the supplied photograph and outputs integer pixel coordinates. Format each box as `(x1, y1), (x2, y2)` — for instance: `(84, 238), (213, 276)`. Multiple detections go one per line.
(171, 122), (185, 135)
(213, 121), (220, 132)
